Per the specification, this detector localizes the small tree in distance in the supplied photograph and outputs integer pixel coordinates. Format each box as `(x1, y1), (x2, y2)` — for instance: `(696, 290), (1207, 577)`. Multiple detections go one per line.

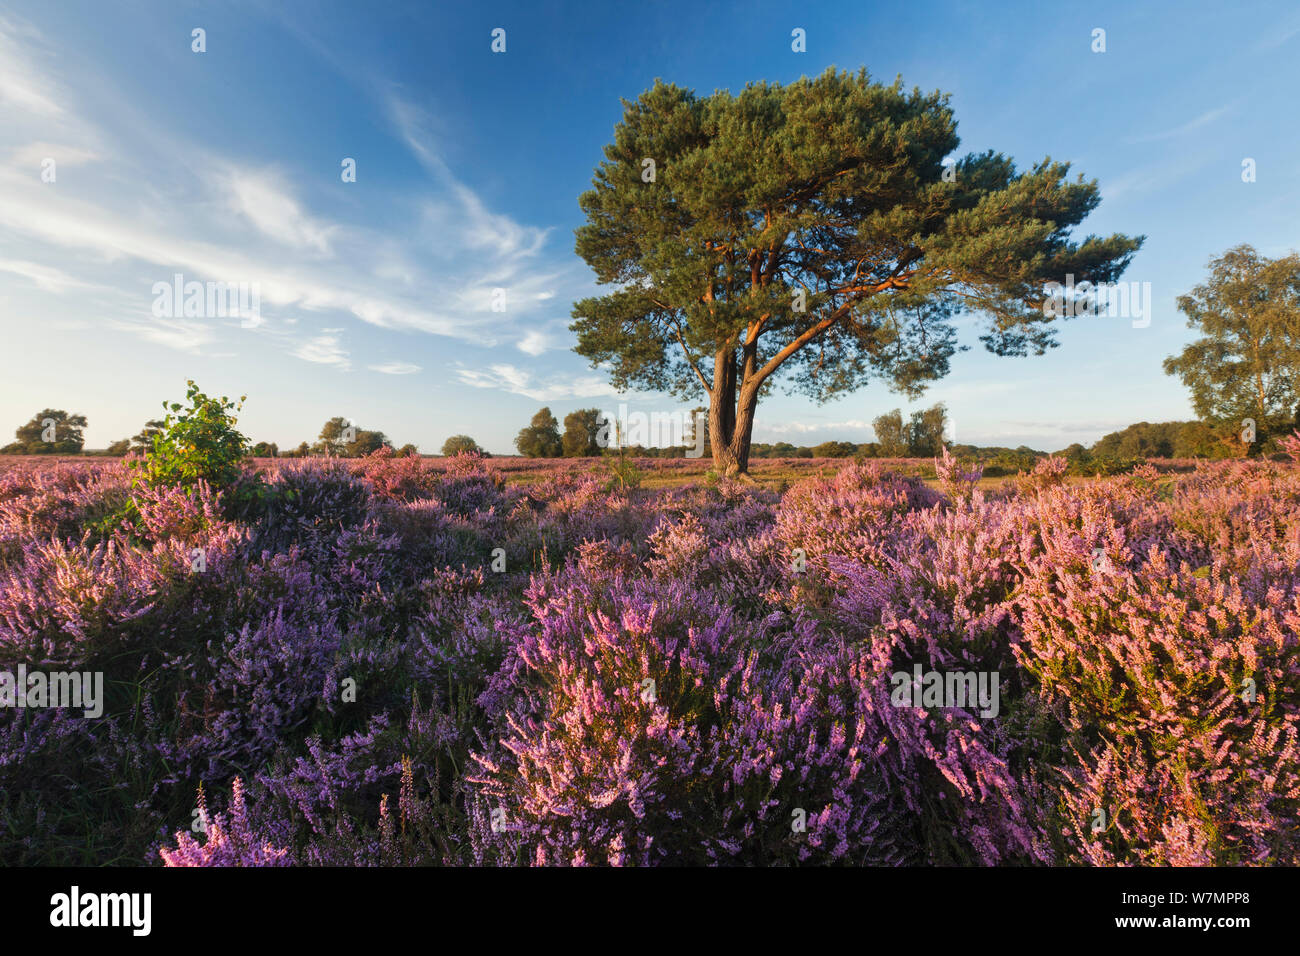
(515, 408), (563, 458)
(131, 419), (165, 451)
(872, 404), (948, 457)
(315, 417), (388, 457)
(2, 409), (88, 454)
(442, 435), (484, 456)
(811, 440), (856, 458)
(871, 410), (908, 457)
(562, 408), (605, 457)
(1163, 244), (1300, 454)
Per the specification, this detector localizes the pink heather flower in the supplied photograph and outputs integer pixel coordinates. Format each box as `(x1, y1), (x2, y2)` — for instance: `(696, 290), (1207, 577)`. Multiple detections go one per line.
(160, 779), (291, 867)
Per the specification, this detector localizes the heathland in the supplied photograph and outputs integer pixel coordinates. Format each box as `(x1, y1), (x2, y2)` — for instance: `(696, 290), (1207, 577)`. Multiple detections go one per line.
(2, 447), (1296, 865)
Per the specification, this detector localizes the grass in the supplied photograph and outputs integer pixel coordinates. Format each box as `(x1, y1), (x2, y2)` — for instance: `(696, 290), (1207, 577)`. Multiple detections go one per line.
(0, 452), (1195, 493)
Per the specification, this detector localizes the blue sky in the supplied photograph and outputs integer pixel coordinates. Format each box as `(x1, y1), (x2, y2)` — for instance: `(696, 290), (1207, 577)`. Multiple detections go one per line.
(1, 0), (1298, 453)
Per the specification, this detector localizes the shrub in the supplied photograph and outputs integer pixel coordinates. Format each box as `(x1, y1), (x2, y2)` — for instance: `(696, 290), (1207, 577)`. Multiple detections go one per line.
(130, 381), (248, 490)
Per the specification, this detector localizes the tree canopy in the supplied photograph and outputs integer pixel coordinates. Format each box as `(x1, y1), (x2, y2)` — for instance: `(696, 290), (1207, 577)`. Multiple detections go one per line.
(571, 68), (1142, 475)
(131, 419), (165, 451)
(2, 409), (88, 454)
(515, 408), (563, 458)
(871, 403), (947, 457)
(562, 408), (605, 457)
(315, 416), (389, 458)
(1163, 244), (1300, 450)
(442, 435), (484, 456)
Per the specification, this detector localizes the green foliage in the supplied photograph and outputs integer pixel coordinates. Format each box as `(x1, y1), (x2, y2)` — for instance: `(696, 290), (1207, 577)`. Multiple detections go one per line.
(811, 440), (856, 458)
(441, 435), (483, 456)
(872, 410), (908, 457)
(562, 408), (605, 457)
(603, 450), (644, 494)
(1090, 422), (1179, 459)
(1080, 419), (1276, 461)
(129, 380), (248, 489)
(1163, 244), (1300, 453)
(515, 407), (563, 458)
(1065, 453), (1143, 477)
(570, 67), (1141, 473)
(314, 417), (389, 458)
(872, 404), (948, 457)
(81, 495), (142, 544)
(2, 408), (88, 454)
(1170, 420), (1237, 459)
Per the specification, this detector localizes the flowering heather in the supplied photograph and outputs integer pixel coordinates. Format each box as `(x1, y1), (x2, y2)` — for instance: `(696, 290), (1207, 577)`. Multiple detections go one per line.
(0, 451), (1296, 866)
(160, 779), (290, 867)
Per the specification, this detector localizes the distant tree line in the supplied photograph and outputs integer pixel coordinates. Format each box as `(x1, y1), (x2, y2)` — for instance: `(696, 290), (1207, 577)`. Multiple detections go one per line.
(9, 397), (1297, 467)
(10, 242), (1300, 471)
(506, 402), (971, 461)
(0, 410), (423, 460)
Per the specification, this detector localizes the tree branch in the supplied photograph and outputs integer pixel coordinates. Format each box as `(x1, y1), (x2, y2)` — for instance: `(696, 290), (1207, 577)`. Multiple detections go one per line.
(653, 298), (714, 395)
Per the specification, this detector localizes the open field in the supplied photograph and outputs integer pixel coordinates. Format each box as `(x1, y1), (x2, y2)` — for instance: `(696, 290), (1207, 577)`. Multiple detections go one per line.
(2, 451), (1297, 866)
(2, 452), (1208, 491)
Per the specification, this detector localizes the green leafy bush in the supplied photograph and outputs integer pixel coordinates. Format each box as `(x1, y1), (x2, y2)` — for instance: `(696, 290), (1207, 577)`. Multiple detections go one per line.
(130, 381), (248, 490)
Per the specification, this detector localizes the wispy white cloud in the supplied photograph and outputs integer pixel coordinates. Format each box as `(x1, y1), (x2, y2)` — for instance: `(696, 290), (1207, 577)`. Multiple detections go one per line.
(390, 96), (550, 260)
(454, 363), (618, 401)
(0, 15), (64, 118)
(0, 258), (94, 293)
(9, 141), (99, 168)
(516, 329), (552, 355)
(1128, 104), (1233, 143)
(1100, 152), (1217, 203)
(369, 361), (420, 375)
(1257, 11), (1300, 51)
(0, 17), (576, 370)
(294, 331), (350, 368)
(758, 420), (875, 436)
(0, 163), (506, 344)
(107, 317), (216, 353)
(216, 165), (337, 254)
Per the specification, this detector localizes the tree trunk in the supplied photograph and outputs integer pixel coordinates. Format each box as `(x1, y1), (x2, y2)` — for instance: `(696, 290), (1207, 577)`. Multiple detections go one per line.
(730, 383), (759, 473)
(708, 348), (760, 477)
(709, 348), (737, 475)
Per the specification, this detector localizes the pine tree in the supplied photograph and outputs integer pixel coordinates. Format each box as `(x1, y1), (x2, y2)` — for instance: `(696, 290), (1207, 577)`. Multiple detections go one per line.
(571, 68), (1141, 475)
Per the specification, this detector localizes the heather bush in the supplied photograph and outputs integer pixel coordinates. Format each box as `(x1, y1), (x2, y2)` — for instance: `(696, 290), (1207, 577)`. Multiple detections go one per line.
(0, 451), (1294, 867)
(433, 452), (511, 518)
(933, 444), (983, 504)
(160, 779), (290, 866)
(1015, 454), (1070, 493)
(1015, 545), (1300, 864)
(469, 555), (882, 865)
(352, 445), (437, 501)
(244, 459), (373, 556)
(775, 459), (939, 569)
